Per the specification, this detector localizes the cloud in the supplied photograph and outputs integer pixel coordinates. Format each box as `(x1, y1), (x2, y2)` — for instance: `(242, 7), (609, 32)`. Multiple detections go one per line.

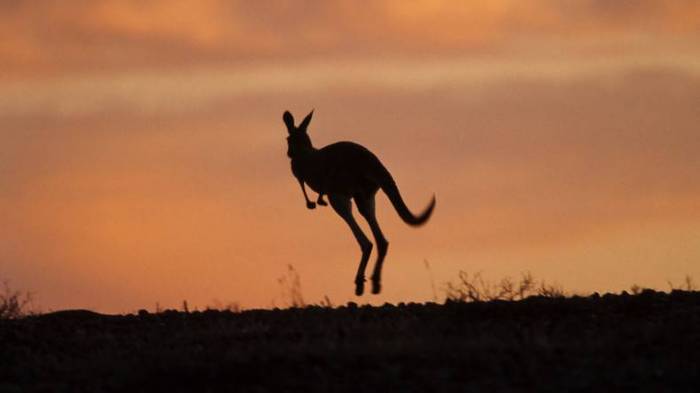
(1, 0), (698, 76)
(2, 52), (698, 120)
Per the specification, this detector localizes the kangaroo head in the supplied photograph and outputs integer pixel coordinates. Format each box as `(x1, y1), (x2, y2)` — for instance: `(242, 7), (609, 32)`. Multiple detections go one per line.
(283, 110), (314, 158)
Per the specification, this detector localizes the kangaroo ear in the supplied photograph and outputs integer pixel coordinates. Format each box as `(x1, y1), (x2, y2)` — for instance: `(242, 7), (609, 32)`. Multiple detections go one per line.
(283, 111), (295, 133)
(298, 109), (314, 131)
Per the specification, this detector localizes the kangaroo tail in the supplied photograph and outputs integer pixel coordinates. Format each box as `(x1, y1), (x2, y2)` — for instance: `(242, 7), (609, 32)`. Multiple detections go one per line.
(377, 167), (436, 226)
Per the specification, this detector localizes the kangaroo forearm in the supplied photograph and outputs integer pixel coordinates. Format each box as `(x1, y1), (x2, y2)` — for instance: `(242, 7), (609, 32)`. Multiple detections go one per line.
(297, 178), (311, 202)
(316, 192), (327, 206)
(298, 178), (316, 209)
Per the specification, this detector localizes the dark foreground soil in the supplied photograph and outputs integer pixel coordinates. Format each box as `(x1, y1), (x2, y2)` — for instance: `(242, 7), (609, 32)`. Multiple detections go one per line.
(2, 290), (700, 392)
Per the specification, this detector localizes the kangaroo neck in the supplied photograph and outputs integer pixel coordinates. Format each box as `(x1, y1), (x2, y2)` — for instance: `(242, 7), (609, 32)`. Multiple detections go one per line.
(292, 145), (318, 161)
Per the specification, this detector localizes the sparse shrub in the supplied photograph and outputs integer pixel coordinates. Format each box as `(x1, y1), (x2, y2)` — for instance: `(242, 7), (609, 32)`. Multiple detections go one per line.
(206, 300), (241, 313)
(0, 280), (34, 319)
(445, 271), (565, 302)
(537, 281), (565, 298)
(444, 271), (493, 302)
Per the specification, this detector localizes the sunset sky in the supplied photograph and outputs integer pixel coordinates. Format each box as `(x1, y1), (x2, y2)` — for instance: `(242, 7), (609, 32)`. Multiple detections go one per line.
(2, 1), (699, 313)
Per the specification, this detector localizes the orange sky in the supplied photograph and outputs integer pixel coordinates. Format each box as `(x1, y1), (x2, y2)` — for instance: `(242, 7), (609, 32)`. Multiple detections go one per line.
(2, 1), (699, 313)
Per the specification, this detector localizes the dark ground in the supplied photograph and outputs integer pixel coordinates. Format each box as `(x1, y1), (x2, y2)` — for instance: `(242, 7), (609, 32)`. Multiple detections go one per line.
(2, 290), (699, 392)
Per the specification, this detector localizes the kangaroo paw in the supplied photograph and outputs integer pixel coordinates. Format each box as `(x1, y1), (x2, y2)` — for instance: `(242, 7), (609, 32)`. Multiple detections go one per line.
(306, 201), (316, 209)
(317, 198), (327, 206)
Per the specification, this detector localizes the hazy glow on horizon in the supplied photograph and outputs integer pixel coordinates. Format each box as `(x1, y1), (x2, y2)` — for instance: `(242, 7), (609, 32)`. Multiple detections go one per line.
(2, 1), (699, 312)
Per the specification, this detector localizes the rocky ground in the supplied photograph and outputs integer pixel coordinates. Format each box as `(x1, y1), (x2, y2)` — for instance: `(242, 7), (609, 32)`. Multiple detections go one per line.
(2, 290), (699, 392)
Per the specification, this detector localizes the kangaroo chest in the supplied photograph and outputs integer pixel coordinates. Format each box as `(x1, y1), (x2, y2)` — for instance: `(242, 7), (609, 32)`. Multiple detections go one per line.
(292, 156), (376, 197)
(291, 157), (325, 191)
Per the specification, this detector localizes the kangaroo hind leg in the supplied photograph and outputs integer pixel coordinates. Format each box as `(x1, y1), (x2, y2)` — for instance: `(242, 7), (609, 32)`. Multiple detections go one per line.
(329, 194), (373, 296)
(355, 193), (388, 294)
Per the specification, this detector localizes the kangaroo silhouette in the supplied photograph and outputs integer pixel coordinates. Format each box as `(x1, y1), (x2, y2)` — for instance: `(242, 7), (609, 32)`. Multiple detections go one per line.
(284, 110), (436, 295)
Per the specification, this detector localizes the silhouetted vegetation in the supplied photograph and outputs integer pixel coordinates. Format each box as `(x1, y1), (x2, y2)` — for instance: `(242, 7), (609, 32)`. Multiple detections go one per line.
(0, 280), (33, 319)
(275, 264), (305, 308)
(667, 274), (696, 291)
(2, 287), (699, 392)
(445, 271), (565, 302)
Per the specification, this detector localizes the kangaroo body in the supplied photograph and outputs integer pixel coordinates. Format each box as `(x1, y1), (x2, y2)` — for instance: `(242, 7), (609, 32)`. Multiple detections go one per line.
(292, 142), (380, 197)
(284, 110), (435, 295)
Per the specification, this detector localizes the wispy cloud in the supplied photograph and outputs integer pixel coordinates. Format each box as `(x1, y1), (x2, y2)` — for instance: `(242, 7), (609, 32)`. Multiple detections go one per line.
(3, 52), (699, 119)
(1, 0), (698, 75)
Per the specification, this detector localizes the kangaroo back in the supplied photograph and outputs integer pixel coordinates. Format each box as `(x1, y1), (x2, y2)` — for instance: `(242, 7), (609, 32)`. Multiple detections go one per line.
(372, 163), (436, 226)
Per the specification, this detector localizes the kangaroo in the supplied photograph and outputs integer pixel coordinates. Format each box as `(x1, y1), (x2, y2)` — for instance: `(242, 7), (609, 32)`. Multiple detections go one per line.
(284, 110), (436, 296)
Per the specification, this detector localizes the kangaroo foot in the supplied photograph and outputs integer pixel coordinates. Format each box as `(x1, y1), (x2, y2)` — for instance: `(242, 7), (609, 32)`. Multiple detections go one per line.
(306, 201), (316, 209)
(371, 277), (381, 294)
(355, 278), (365, 296)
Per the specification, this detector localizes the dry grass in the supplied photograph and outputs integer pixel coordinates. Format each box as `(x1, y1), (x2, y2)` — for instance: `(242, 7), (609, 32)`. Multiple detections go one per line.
(667, 275), (696, 291)
(276, 264), (305, 308)
(445, 271), (565, 302)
